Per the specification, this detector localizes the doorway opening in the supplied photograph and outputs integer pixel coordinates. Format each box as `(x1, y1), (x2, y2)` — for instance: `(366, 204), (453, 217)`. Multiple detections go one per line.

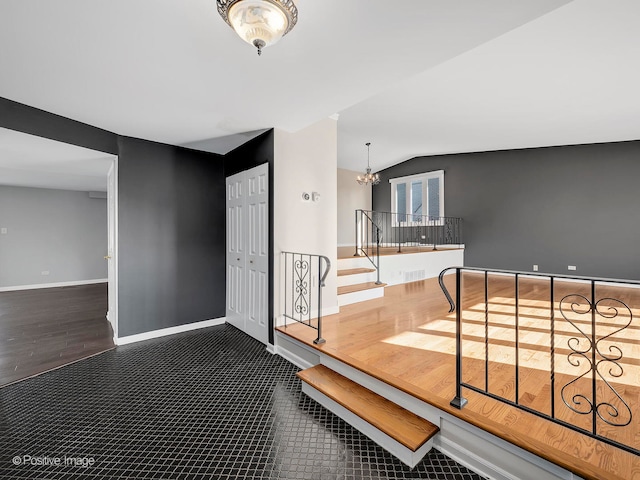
(0, 129), (118, 386)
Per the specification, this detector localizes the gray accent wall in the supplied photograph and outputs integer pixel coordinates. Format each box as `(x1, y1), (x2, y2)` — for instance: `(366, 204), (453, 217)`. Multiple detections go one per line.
(117, 137), (226, 337)
(0, 97), (118, 155)
(0, 97), (277, 340)
(0, 185), (107, 287)
(373, 141), (640, 280)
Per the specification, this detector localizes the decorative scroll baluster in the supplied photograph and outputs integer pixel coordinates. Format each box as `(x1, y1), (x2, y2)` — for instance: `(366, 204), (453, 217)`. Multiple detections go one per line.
(439, 266), (637, 456)
(293, 256), (309, 319)
(282, 251), (330, 345)
(559, 288), (633, 431)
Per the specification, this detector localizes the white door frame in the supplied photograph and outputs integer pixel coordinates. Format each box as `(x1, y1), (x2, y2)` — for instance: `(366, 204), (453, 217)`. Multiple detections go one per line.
(107, 158), (119, 343)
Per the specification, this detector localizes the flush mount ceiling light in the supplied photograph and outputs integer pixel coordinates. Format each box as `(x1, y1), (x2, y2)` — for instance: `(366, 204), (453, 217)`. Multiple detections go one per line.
(217, 0), (298, 56)
(356, 142), (380, 186)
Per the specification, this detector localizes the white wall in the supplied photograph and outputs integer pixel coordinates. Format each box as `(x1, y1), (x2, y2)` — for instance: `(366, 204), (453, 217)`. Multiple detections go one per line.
(274, 117), (338, 318)
(380, 249), (464, 286)
(0, 185), (107, 288)
(337, 168), (371, 246)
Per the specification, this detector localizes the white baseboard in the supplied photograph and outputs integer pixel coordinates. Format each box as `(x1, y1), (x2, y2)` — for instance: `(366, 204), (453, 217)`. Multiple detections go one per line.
(273, 332), (319, 369)
(0, 278), (108, 292)
(273, 344), (315, 370)
(116, 317), (226, 346)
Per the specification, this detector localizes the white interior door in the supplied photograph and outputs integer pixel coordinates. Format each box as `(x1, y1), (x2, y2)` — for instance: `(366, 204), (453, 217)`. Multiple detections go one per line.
(226, 171), (245, 331)
(226, 163), (269, 344)
(245, 165), (269, 344)
(106, 160), (118, 340)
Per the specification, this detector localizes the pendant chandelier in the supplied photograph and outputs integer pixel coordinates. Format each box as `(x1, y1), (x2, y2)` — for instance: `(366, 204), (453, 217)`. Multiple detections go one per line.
(216, 0), (298, 56)
(356, 143), (380, 186)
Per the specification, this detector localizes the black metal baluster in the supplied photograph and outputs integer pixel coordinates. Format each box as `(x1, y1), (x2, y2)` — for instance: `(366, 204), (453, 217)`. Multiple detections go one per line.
(591, 280), (597, 436)
(485, 270), (489, 393)
(354, 210), (359, 257)
(314, 255), (325, 345)
(375, 226), (381, 285)
(451, 268), (468, 409)
(284, 253), (288, 327)
(515, 273), (520, 405)
(432, 217), (437, 250)
(550, 276), (555, 419)
(308, 254), (312, 327)
(291, 254), (296, 323)
(366, 217), (369, 258)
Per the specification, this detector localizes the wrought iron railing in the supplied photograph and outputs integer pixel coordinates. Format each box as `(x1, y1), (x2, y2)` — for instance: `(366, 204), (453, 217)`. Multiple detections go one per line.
(355, 210), (462, 256)
(281, 251), (331, 345)
(353, 210), (383, 285)
(439, 266), (639, 456)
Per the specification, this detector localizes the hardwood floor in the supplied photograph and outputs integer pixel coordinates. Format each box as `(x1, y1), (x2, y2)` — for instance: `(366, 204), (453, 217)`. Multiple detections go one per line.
(277, 274), (640, 480)
(0, 283), (114, 387)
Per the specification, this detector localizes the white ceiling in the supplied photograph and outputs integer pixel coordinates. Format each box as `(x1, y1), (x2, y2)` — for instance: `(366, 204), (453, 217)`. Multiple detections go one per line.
(0, 128), (115, 191)
(0, 0), (639, 186)
(338, 0), (640, 171)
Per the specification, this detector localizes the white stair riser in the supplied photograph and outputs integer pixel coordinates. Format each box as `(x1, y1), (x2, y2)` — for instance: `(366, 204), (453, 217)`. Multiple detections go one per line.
(337, 256), (377, 270)
(337, 271), (378, 287)
(338, 286), (384, 306)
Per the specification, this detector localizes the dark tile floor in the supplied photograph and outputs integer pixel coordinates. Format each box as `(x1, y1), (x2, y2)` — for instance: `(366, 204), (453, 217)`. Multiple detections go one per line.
(0, 325), (483, 479)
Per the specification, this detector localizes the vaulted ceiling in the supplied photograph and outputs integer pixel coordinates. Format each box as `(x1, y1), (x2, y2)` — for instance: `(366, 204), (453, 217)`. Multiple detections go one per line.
(0, 0), (639, 190)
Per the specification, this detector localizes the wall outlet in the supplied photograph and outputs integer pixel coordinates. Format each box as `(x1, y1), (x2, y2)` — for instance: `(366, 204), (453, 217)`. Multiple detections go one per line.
(0, 227), (7, 234)
(568, 265), (577, 271)
(41, 270), (50, 276)
(533, 265), (538, 271)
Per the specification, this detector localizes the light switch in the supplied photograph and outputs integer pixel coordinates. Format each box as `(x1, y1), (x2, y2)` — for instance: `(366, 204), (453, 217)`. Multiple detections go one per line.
(0, 227), (7, 234)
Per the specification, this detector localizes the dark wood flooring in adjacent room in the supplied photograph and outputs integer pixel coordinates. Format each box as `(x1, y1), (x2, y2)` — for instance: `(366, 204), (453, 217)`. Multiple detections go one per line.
(0, 283), (114, 387)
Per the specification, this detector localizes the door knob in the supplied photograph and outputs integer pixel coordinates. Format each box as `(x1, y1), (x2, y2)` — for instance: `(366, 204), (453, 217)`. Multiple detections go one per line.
(104, 255), (112, 260)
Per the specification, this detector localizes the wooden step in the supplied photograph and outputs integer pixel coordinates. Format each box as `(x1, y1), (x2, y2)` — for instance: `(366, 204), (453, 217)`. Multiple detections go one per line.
(337, 282), (386, 295)
(297, 365), (439, 466)
(337, 267), (376, 277)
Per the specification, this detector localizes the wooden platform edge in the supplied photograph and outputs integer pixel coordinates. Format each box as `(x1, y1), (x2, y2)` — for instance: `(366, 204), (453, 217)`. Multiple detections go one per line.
(277, 325), (634, 480)
(337, 282), (387, 295)
(337, 268), (377, 277)
(297, 364), (439, 452)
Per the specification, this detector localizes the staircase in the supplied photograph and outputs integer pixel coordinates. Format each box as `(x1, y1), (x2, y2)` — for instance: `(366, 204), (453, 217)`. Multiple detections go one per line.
(274, 329), (445, 469)
(298, 364), (439, 468)
(337, 254), (386, 306)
